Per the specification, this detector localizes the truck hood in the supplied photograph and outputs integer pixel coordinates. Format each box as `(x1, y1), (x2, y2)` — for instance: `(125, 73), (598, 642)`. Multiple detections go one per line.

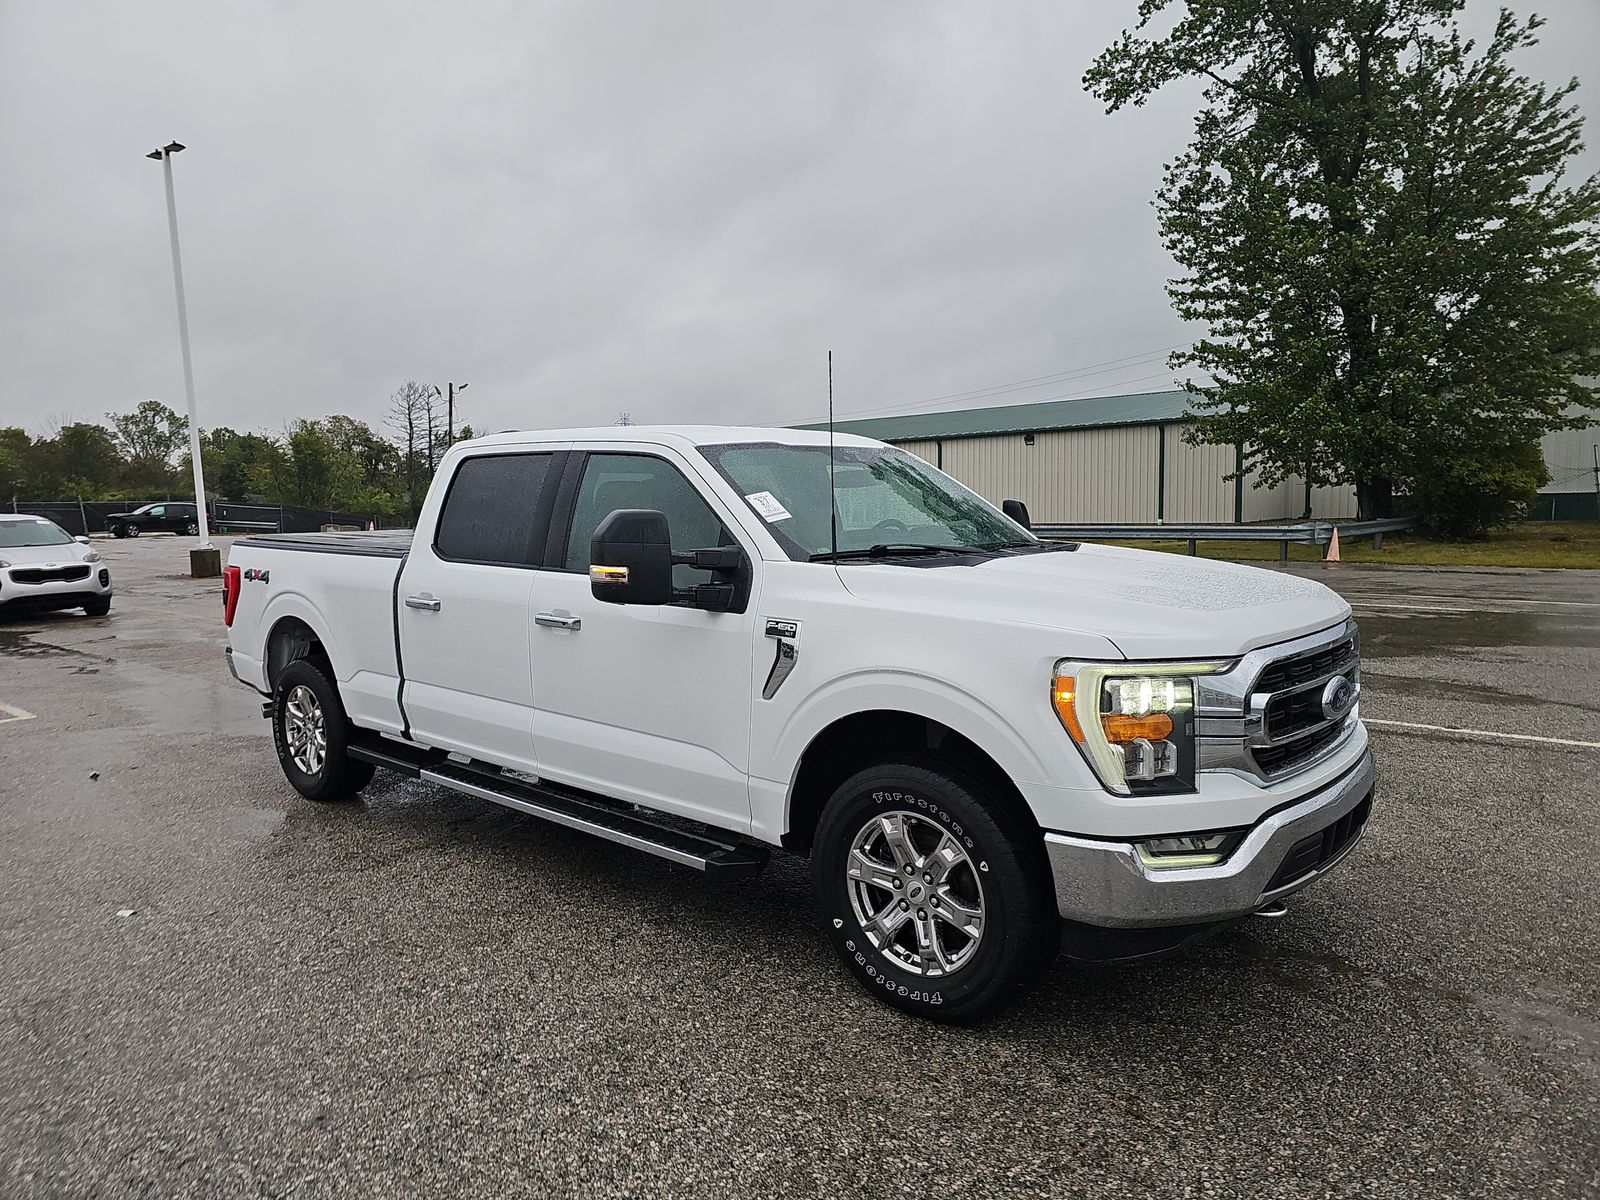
(834, 543), (1350, 660)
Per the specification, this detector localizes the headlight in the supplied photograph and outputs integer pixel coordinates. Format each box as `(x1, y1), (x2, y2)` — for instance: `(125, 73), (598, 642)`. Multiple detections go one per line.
(1051, 661), (1228, 795)
(83, 551), (103, 563)
(0, 558), (9, 568)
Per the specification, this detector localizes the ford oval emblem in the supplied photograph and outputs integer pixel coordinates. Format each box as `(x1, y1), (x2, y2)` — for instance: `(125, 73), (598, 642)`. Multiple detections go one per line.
(1321, 676), (1356, 720)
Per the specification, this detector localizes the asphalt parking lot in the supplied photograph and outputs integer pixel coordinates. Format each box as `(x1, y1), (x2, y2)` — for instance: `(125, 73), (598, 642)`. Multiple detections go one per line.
(2, 536), (1597, 1199)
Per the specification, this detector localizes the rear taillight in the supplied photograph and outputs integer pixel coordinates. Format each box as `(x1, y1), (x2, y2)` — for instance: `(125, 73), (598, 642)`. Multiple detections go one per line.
(222, 564), (241, 626)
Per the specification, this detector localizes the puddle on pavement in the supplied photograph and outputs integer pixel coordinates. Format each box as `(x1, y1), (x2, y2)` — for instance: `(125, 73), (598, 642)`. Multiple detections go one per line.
(1359, 609), (1599, 657)
(0, 629), (110, 662)
(1359, 671), (1551, 709)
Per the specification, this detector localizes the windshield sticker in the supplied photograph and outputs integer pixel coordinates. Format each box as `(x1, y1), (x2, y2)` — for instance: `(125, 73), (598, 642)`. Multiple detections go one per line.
(744, 491), (793, 522)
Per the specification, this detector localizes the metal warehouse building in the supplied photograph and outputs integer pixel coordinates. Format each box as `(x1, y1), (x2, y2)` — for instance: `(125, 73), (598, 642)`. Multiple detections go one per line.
(806, 388), (1600, 524)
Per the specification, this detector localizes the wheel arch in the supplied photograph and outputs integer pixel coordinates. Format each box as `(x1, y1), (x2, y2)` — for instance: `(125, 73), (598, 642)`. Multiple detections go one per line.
(262, 607), (339, 692)
(782, 708), (1044, 858)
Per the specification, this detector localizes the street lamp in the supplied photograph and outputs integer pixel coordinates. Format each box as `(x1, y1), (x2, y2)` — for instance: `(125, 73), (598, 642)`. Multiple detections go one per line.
(448, 381), (468, 443)
(147, 140), (217, 577)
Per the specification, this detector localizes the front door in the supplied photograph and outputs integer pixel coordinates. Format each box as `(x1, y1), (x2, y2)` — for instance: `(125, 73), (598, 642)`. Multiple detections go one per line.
(531, 449), (758, 831)
(398, 450), (562, 773)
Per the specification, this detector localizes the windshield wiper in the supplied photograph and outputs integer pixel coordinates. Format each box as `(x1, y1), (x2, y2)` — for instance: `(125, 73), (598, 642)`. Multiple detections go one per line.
(809, 544), (975, 562)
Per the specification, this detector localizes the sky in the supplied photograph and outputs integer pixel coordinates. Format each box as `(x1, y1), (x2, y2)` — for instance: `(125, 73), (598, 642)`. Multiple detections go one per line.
(2, 0), (1597, 440)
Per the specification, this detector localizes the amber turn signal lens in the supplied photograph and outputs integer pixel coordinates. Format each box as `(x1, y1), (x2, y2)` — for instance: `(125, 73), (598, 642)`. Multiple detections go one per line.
(589, 564), (629, 584)
(1052, 676), (1088, 742)
(1101, 713), (1174, 743)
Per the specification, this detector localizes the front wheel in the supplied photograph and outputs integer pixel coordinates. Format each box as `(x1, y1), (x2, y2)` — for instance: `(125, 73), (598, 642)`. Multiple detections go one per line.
(125, 523), (140, 538)
(271, 659), (375, 801)
(110, 524), (127, 538)
(812, 761), (1058, 1022)
(83, 596), (111, 617)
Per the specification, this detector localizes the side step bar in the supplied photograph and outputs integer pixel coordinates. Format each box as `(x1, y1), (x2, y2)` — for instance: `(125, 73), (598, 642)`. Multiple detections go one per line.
(347, 736), (769, 878)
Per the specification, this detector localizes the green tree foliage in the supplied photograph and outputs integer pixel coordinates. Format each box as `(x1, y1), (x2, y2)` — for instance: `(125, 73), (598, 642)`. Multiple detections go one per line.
(1086, 1), (1600, 533)
(0, 428), (33, 497)
(107, 399), (190, 492)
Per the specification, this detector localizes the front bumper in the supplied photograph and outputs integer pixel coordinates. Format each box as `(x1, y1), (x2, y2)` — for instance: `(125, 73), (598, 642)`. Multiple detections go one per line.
(0, 565), (112, 610)
(1044, 749), (1376, 928)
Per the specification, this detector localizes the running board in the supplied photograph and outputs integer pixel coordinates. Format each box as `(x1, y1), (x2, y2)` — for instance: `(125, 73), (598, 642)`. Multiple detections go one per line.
(347, 735), (768, 877)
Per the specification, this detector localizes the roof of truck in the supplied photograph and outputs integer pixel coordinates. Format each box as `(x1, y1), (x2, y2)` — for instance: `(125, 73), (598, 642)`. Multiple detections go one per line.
(467, 425), (884, 450)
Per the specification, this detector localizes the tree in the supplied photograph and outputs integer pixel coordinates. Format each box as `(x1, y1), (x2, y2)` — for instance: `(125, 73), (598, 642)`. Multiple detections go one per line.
(1086, 2), (1600, 531)
(0, 428), (33, 498)
(32, 424), (126, 498)
(107, 399), (189, 492)
(386, 381), (434, 520)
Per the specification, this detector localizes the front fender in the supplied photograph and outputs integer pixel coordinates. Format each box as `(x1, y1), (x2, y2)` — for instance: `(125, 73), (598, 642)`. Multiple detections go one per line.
(771, 668), (1073, 809)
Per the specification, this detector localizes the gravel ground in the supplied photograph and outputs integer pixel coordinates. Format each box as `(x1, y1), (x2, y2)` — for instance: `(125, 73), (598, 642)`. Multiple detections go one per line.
(1, 538), (1596, 1199)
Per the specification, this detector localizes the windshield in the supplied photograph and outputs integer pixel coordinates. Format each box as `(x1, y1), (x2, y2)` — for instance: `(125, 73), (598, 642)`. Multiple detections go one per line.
(0, 520), (74, 548)
(699, 442), (1031, 560)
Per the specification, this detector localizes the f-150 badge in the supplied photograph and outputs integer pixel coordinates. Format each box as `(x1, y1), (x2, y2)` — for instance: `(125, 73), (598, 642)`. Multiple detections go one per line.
(762, 619), (799, 699)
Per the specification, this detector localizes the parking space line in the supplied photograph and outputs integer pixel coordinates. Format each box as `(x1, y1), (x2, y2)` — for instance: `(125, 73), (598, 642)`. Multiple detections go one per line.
(1365, 717), (1600, 749)
(0, 700), (37, 724)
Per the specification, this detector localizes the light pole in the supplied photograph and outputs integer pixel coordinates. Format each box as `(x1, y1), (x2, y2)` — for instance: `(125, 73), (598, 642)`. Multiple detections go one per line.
(146, 140), (217, 576)
(448, 381), (469, 443)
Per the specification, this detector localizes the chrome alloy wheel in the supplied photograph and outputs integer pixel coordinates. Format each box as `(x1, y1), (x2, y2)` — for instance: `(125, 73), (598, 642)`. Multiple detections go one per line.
(283, 684), (327, 775)
(846, 810), (986, 978)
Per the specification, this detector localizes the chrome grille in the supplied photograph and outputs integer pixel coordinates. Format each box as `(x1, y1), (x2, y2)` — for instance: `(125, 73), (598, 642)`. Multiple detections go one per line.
(1195, 619), (1361, 783)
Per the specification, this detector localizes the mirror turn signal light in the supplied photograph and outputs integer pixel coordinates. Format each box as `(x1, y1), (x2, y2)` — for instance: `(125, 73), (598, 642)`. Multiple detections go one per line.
(589, 564), (629, 585)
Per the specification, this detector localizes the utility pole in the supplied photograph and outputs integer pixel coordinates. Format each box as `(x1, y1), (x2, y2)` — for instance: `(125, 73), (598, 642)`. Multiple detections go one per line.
(147, 140), (218, 577)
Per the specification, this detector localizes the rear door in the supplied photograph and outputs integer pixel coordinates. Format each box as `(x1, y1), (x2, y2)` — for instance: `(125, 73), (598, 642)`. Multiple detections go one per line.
(528, 448), (758, 830)
(397, 449), (565, 773)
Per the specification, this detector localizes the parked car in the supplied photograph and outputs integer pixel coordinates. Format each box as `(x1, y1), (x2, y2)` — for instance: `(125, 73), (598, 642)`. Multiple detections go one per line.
(0, 515), (113, 616)
(106, 502), (204, 538)
(222, 426), (1373, 1021)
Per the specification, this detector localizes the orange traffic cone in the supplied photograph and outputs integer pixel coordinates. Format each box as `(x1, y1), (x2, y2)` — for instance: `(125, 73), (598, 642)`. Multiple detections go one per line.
(1324, 526), (1341, 568)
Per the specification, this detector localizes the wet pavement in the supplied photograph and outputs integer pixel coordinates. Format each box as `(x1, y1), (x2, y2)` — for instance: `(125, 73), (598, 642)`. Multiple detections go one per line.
(2, 539), (1597, 1198)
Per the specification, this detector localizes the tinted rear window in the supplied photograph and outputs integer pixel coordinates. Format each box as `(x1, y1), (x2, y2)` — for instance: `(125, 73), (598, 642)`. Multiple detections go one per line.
(435, 453), (555, 565)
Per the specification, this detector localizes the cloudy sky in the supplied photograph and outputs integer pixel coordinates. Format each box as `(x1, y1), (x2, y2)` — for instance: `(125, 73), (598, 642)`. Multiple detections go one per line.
(2, 1), (1597, 440)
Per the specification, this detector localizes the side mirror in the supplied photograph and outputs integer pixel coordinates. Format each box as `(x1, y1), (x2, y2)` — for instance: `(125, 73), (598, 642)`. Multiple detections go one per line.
(1002, 498), (1032, 531)
(589, 509), (673, 605)
(74, 535), (91, 545)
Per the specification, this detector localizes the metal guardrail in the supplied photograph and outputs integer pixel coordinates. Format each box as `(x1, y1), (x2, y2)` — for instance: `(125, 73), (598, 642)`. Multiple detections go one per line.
(1033, 518), (1418, 561)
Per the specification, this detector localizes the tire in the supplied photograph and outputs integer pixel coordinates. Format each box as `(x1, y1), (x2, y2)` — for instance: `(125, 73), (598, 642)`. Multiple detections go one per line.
(271, 658), (375, 802)
(83, 596), (111, 617)
(125, 523), (140, 538)
(812, 761), (1058, 1023)
(183, 522), (199, 537)
(110, 525), (127, 538)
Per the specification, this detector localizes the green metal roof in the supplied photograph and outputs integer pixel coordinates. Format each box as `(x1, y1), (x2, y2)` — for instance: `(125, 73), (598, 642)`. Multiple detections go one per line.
(795, 388), (1195, 442)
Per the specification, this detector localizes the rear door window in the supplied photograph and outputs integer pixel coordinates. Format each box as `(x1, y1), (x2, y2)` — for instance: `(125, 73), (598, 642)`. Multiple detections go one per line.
(435, 453), (558, 566)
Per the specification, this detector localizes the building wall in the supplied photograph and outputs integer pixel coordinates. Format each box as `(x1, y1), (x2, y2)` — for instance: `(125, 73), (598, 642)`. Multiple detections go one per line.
(892, 422), (1360, 524)
(1539, 421), (1600, 495)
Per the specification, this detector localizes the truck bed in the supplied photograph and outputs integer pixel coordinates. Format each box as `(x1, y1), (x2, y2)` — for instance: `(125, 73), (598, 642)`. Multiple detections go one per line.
(233, 530), (413, 558)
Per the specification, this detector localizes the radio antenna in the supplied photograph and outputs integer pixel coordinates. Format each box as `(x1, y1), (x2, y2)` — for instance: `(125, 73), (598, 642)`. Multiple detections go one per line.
(828, 349), (838, 558)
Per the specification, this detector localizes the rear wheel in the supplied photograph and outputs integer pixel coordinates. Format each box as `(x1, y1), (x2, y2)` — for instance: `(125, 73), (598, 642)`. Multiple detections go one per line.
(812, 761), (1057, 1022)
(271, 659), (375, 801)
(83, 596), (111, 617)
(183, 521), (199, 536)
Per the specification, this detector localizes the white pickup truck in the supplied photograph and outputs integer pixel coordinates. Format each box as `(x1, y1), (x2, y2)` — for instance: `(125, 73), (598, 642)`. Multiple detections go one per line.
(223, 425), (1374, 1021)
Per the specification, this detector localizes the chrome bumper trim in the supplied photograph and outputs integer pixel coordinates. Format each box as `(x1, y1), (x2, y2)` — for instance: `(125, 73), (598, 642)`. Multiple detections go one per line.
(1044, 748), (1376, 928)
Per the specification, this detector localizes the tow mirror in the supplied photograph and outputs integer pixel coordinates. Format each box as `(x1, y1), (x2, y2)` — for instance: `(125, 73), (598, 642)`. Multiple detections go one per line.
(1002, 498), (1032, 531)
(590, 509), (673, 605)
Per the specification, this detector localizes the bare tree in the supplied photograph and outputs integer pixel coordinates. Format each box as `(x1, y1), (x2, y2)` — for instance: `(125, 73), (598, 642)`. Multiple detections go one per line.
(386, 381), (431, 521)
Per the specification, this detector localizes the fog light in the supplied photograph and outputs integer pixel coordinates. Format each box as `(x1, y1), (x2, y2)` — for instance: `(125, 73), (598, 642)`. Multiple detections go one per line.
(1136, 830), (1244, 869)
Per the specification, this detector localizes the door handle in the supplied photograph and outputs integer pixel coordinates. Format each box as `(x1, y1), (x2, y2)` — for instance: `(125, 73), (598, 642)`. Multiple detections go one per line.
(535, 611), (581, 631)
(405, 594), (442, 612)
